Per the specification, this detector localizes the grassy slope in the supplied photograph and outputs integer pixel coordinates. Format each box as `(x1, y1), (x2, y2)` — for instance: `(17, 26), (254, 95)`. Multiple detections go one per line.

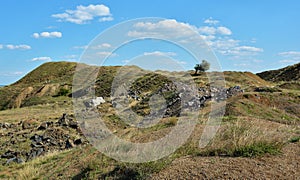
(0, 62), (299, 179)
(0, 91), (299, 179)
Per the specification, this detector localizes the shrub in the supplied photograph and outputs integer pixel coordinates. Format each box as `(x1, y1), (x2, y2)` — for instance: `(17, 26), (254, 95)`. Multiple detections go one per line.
(289, 136), (300, 143)
(54, 88), (70, 97)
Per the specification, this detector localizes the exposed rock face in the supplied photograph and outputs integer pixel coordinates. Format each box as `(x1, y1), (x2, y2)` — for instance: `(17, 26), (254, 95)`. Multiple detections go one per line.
(12, 87), (34, 108)
(35, 84), (60, 97)
(128, 84), (244, 118)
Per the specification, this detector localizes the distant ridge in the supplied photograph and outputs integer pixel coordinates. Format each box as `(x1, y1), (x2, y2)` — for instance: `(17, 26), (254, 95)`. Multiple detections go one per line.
(0, 61), (272, 110)
(257, 62), (300, 82)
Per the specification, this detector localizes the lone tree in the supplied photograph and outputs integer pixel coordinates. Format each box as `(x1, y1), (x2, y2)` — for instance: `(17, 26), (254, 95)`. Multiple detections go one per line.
(194, 60), (210, 75)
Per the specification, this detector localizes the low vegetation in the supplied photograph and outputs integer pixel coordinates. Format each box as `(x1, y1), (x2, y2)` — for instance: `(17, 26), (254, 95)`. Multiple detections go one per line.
(0, 62), (299, 179)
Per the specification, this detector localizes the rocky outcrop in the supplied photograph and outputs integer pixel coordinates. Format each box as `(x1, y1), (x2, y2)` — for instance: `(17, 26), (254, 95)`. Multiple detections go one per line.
(35, 84), (60, 97)
(12, 87), (34, 108)
(0, 113), (84, 165)
(128, 84), (244, 118)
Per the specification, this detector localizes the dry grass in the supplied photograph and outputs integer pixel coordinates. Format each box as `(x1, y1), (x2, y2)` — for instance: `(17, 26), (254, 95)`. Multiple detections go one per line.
(0, 103), (73, 124)
(197, 117), (290, 157)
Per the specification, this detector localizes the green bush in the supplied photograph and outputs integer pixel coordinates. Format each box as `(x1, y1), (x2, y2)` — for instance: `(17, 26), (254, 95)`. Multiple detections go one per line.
(289, 136), (300, 143)
(55, 88), (70, 97)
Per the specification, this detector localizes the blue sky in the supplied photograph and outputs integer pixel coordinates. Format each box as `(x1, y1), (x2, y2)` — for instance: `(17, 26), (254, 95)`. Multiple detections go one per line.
(0, 0), (300, 85)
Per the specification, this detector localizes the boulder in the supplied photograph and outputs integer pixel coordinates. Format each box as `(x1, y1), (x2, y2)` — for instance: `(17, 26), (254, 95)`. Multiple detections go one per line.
(58, 113), (69, 126)
(84, 97), (106, 107)
(27, 148), (44, 161)
(38, 122), (48, 130)
(68, 120), (78, 129)
(1, 150), (16, 159)
(22, 119), (39, 129)
(65, 139), (75, 149)
(74, 138), (83, 145)
(6, 157), (24, 165)
(1, 123), (11, 129)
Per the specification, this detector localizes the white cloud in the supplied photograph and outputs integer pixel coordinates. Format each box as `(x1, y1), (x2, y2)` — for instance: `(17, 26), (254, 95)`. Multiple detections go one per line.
(221, 46), (263, 56)
(31, 57), (52, 61)
(59, 54), (79, 61)
(73, 45), (88, 50)
(128, 19), (198, 38)
(0, 44), (3, 49)
(128, 19), (262, 59)
(143, 51), (177, 57)
(91, 43), (112, 49)
(99, 16), (114, 22)
(212, 38), (239, 51)
(198, 26), (217, 35)
(97, 51), (117, 57)
(234, 46), (263, 52)
(279, 59), (299, 63)
(278, 51), (300, 56)
(176, 60), (187, 65)
(64, 54), (78, 59)
(278, 51), (300, 64)
(217, 26), (232, 35)
(204, 17), (219, 25)
(52, 4), (113, 24)
(122, 59), (130, 63)
(33, 31), (62, 39)
(1, 71), (24, 77)
(33, 33), (39, 39)
(46, 26), (58, 29)
(12, 71), (24, 75)
(198, 26), (232, 35)
(233, 63), (250, 67)
(5, 44), (31, 50)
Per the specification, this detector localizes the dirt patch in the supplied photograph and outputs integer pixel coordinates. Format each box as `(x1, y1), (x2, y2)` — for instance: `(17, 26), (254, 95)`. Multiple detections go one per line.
(152, 143), (300, 179)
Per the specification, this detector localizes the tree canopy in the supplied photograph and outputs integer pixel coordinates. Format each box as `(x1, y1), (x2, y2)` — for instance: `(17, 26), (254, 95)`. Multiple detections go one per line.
(194, 60), (210, 75)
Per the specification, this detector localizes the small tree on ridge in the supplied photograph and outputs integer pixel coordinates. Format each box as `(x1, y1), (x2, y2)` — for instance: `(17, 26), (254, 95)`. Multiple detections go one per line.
(194, 60), (210, 75)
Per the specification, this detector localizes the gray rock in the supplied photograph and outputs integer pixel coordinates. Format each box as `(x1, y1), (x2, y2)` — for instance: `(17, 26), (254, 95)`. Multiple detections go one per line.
(74, 139), (83, 145)
(68, 120), (78, 129)
(58, 113), (69, 126)
(6, 157), (24, 165)
(65, 139), (75, 149)
(38, 122), (48, 130)
(1, 150), (16, 159)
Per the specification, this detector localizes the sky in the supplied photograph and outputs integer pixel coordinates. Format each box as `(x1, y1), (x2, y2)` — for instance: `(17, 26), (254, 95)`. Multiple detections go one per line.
(0, 0), (300, 85)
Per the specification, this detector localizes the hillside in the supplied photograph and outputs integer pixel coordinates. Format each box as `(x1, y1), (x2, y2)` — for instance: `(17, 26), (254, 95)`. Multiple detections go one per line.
(257, 62), (300, 82)
(0, 62), (270, 110)
(0, 62), (122, 110)
(0, 62), (299, 179)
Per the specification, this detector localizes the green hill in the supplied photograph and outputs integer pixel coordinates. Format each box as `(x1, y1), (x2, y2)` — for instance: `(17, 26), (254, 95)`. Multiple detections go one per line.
(0, 61), (273, 110)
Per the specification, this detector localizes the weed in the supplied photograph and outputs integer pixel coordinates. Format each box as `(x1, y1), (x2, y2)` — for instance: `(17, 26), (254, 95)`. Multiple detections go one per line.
(289, 136), (300, 143)
(54, 88), (70, 97)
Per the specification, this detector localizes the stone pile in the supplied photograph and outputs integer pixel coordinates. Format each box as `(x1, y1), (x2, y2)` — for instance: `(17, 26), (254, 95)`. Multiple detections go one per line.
(0, 113), (84, 165)
(126, 84), (244, 118)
